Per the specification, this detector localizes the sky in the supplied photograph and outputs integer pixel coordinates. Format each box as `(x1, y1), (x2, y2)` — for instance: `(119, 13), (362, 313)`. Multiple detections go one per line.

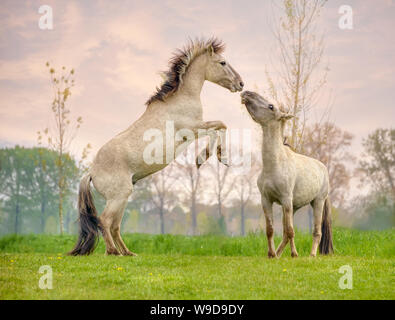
(0, 0), (394, 164)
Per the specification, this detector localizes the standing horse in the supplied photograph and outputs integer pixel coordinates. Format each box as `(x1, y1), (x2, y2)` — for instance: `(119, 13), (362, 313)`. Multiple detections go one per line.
(241, 91), (333, 258)
(69, 38), (243, 256)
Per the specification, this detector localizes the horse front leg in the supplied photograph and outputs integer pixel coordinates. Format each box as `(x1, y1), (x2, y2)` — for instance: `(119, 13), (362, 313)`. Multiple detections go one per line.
(194, 121), (228, 168)
(199, 120), (227, 131)
(275, 210), (289, 258)
(262, 197), (276, 258)
(215, 129), (228, 166)
(195, 130), (218, 168)
(276, 198), (298, 258)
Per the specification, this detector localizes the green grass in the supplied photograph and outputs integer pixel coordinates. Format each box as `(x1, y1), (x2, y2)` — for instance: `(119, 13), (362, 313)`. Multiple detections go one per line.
(0, 228), (394, 299)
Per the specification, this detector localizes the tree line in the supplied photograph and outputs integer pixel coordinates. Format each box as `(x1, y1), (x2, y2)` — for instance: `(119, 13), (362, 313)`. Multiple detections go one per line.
(0, 126), (393, 236)
(0, 147), (79, 234)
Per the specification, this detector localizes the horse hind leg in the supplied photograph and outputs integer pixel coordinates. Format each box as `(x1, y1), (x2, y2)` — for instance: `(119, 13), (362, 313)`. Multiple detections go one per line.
(310, 198), (325, 257)
(110, 199), (137, 256)
(99, 199), (124, 255)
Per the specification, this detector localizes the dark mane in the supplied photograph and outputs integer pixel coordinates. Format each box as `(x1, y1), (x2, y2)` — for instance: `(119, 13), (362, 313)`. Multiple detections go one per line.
(145, 37), (225, 106)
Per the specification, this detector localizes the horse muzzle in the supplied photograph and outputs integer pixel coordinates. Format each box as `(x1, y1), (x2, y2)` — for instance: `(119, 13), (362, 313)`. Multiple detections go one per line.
(240, 91), (253, 104)
(234, 79), (244, 92)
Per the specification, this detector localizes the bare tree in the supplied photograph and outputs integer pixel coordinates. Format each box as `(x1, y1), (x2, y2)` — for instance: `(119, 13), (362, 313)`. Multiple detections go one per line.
(266, 0), (329, 151)
(174, 150), (201, 235)
(233, 154), (260, 235)
(204, 159), (235, 234)
(303, 122), (354, 208)
(148, 163), (178, 234)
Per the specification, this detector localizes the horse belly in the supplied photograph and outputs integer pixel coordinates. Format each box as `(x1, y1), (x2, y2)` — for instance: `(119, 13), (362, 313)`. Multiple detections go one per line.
(130, 132), (196, 183)
(292, 168), (324, 208)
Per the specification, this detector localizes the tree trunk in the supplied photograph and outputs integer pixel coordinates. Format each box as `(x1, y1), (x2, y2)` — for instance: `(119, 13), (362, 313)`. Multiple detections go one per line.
(384, 165), (395, 199)
(15, 169), (20, 234)
(218, 197), (227, 234)
(241, 203), (245, 236)
(191, 195), (197, 235)
(64, 211), (70, 234)
(14, 202), (19, 234)
(218, 196), (222, 218)
(59, 191), (63, 235)
(291, 17), (303, 150)
(159, 206), (165, 234)
(41, 200), (46, 233)
(58, 153), (64, 235)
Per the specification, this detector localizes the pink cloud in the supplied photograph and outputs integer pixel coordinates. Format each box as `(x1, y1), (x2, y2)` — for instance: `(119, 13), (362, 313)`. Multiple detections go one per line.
(0, 0), (393, 167)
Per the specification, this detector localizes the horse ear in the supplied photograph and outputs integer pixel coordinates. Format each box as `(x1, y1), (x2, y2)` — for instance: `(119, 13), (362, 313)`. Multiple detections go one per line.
(207, 45), (214, 56)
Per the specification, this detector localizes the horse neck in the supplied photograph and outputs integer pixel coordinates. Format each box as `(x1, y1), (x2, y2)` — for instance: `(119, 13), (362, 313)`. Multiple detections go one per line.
(143, 54), (207, 129)
(261, 121), (287, 171)
(175, 54), (207, 103)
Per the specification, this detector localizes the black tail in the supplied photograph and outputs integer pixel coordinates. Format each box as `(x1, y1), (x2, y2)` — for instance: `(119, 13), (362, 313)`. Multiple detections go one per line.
(68, 175), (101, 256)
(319, 197), (334, 255)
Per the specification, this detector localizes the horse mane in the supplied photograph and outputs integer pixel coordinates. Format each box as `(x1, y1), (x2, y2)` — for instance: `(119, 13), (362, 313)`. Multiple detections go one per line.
(145, 37), (225, 106)
(283, 137), (293, 149)
(279, 104), (294, 150)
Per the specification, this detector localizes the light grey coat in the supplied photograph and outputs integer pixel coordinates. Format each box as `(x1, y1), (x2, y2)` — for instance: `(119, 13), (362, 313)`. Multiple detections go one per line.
(69, 38), (243, 256)
(241, 91), (333, 258)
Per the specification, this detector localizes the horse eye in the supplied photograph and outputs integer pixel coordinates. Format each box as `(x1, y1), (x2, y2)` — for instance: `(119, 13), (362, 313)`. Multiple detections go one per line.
(268, 104), (274, 110)
(220, 61), (226, 66)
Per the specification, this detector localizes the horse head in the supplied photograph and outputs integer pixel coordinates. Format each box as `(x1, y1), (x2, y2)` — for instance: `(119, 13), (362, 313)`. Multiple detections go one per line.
(241, 91), (293, 125)
(205, 44), (244, 93)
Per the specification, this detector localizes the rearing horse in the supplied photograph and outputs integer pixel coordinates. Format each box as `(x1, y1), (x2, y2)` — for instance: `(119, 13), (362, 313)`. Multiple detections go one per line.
(69, 38), (243, 255)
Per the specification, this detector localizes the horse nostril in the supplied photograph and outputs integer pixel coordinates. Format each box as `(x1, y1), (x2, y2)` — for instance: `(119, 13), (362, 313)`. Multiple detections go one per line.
(239, 81), (244, 88)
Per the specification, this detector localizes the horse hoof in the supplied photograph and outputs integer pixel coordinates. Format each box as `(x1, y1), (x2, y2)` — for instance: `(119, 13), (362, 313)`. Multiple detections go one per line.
(106, 249), (121, 256)
(124, 251), (138, 257)
(291, 252), (298, 258)
(268, 252), (277, 259)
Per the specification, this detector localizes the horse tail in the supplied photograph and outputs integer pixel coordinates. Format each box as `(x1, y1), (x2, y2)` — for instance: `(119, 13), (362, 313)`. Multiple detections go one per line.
(68, 175), (101, 256)
(319, 197), (334, 255)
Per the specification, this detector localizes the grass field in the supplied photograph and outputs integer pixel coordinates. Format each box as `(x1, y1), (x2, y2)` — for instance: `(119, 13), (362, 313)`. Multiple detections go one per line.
(0, 228), (394, 300)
